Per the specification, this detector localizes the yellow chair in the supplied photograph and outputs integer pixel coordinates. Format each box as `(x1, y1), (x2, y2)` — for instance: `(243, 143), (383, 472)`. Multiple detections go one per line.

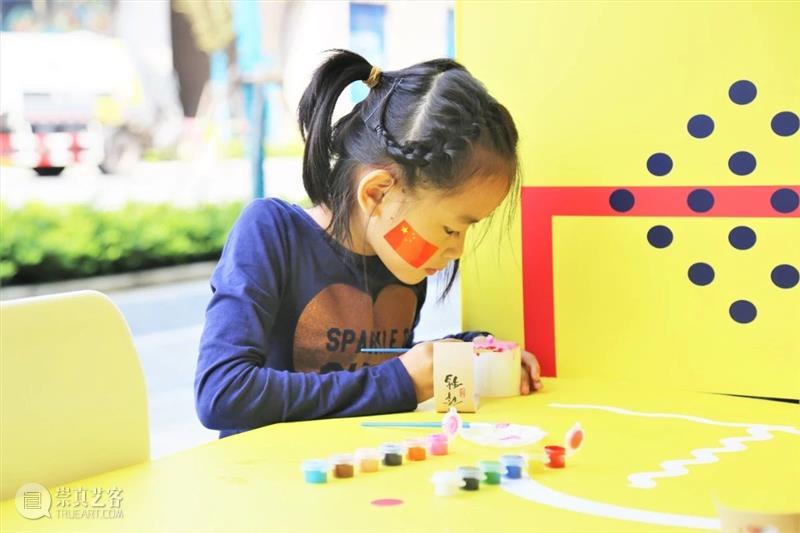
(0, 290), (149, 500)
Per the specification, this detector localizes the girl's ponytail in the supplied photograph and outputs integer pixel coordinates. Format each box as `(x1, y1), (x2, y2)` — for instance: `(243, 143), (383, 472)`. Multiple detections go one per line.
(297, 49), (373, 205)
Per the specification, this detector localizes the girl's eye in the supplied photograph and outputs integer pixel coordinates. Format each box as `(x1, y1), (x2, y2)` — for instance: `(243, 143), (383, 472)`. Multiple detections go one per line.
(444, 226), (460, 237)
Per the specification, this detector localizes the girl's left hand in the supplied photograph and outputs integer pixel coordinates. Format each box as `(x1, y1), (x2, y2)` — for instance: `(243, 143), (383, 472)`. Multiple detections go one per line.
(520, 350), (543, 395)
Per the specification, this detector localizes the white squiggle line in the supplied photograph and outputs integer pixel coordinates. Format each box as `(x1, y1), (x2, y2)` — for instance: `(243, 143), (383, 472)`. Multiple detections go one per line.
(627, 427), (774, 488)
(502, 477), (721, 530)
(549, 403), (800, 434)
(549, 403), (800, 489)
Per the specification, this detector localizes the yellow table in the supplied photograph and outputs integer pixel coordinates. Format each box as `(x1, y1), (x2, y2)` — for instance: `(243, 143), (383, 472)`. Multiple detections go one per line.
(2, 378), (798, 532)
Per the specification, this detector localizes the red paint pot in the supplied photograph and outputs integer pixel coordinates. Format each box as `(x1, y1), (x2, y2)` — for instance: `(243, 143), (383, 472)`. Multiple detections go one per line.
(545, 445), (566, 468)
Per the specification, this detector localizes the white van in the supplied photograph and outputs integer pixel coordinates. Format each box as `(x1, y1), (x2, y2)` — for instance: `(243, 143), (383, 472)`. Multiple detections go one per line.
(0, 31), (150, 176)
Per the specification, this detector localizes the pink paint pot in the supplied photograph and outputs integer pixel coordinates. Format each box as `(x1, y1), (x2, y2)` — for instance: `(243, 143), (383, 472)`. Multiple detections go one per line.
(545, 445), (566, 468)
(427, 433), (449, 456)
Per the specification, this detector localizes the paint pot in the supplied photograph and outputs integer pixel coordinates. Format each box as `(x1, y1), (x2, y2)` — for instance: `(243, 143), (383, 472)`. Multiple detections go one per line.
(427, 433), (449, 456)
(430, 470), (464, 496)
(478, 460), (503, 485)
(499, 454), (526, 479)
(301, 459), (328, 484)
(380, 443), (405, 466)
(329, 453), (355, 478)
(355, 448), (381, 473)
(545, 445), (566, 468)
(457, 466), (483, 491)
(404, 437), (427, 461)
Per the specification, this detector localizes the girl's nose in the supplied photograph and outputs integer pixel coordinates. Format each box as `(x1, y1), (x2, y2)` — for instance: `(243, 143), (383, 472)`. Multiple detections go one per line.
(441, 237), (466, 260)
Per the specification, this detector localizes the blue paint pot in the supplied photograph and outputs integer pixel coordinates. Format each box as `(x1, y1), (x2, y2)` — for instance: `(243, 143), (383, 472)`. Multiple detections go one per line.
(499, 454), (526, 479)
(302, 459), (329, 484)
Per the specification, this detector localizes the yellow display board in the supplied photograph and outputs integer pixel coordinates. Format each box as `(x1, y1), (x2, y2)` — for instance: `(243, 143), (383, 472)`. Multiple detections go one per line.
(1, 379), (797, 532)
(458, 1), (799, 399)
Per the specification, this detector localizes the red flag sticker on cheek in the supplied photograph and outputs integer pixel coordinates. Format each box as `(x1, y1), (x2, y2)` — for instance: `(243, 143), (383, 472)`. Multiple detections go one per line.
(383, 220), (439, 268)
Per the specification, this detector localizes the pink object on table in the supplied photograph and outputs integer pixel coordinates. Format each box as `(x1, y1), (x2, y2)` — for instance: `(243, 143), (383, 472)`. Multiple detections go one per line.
(371, 498), (404, 507)
(472, 335), (519, 353)
(441, 407), (463, 438)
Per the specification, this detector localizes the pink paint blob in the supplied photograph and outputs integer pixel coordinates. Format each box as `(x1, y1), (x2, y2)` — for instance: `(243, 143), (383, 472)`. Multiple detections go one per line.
(473, 335), (519, 352)
(371, 498), (404, 507)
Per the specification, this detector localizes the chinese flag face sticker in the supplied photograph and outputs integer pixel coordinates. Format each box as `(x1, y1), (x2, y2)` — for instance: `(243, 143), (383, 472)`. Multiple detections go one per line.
(383, 220), (439, 268)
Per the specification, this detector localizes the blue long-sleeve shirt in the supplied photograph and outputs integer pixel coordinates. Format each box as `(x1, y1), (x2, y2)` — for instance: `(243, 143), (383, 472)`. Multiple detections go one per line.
(195, 198), (488, 438)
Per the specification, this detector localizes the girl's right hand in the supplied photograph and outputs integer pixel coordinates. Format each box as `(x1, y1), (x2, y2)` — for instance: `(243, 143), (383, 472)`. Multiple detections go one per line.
(399, 342), (434, 402)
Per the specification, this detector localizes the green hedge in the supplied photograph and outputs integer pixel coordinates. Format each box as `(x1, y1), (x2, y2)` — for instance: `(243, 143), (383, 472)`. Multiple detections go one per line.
(0, 201), (246, 286)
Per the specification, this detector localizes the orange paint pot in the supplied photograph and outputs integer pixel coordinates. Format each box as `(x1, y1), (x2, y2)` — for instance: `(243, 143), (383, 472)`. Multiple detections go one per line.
(405, 438), (427, 461)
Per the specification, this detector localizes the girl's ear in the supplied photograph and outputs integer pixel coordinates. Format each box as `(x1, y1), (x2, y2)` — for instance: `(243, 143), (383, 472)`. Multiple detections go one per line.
(356, 169), (397, 217)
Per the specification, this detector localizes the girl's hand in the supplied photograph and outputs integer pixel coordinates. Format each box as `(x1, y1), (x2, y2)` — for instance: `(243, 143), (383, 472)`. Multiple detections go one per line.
(520, 350), (543, 395)
(399, 338), (464, 402)
(399, 342), (434, 402)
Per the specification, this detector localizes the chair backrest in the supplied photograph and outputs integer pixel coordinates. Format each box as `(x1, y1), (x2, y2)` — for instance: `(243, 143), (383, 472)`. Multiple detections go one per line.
(0, 290), (149, 500)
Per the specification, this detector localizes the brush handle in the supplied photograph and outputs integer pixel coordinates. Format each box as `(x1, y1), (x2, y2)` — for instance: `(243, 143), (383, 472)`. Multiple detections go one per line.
(360, 421), (473, 428)
(361, 421), (440, 428)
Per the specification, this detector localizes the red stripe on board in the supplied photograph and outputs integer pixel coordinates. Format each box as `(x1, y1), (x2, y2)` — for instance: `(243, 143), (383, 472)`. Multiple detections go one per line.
(521, 185), (800, 377)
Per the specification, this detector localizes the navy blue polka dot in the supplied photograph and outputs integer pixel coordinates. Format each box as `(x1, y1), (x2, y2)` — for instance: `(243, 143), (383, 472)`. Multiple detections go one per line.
(771, 188), (799, 213)
(771, 264), (799, 289)
(647, 225), (673, 248)
(728, 151), (756, 175)
(609, 189), (635, 212)
(729, 300), (757, 323)
(728, 226), (756, 250)
(647, 153), (673, 176)
(688, 262), (715, 286)
(687, 114), (714, 138)
(687, 189), (715, 213)
(771, 111), (799, 136)
(729, 80), (757, 105)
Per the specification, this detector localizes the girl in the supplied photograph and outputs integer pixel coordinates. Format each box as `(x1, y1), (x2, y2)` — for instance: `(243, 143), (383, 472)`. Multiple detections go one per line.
(195, 50), (541, 438)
